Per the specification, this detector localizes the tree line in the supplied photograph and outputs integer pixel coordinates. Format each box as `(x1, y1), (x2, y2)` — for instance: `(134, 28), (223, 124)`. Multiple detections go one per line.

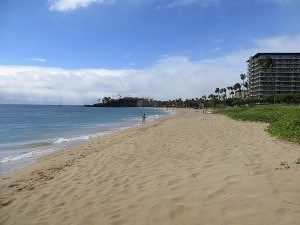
(92, 55), (299, 108)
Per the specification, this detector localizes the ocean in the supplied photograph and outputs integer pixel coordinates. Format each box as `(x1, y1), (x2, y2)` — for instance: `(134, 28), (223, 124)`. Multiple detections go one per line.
(0, 105), (170, 174)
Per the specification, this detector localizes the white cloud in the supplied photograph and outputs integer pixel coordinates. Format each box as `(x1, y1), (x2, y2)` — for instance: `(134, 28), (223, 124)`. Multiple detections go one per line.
(1, 34), (300, 105)
(24, 58), (47, 63)
(49, 0), (115, 11)
(254, 35), (300, 51)
(166, 0), (219, 7)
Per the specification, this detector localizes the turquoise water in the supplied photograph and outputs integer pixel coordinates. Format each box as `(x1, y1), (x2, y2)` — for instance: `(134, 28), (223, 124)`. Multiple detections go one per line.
(0, 105), (169, 174)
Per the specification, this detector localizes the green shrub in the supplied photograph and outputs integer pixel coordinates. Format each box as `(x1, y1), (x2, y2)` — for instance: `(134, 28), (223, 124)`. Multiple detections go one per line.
(215, 105), (300, 143)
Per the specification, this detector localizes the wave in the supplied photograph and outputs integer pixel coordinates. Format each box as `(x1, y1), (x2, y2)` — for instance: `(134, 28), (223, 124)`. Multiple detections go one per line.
(0, 148), (55, 163)
(0, 132), (108, 163)
(53, 132), (106, 144)
(0, 141), (53, 150)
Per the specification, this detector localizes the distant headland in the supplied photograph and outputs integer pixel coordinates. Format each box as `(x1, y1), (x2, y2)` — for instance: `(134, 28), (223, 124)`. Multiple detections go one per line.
(84, 97), (162, 107)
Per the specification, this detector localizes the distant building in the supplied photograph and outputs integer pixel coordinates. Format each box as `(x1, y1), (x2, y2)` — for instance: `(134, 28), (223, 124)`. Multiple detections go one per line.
(247, 53), (300, 99)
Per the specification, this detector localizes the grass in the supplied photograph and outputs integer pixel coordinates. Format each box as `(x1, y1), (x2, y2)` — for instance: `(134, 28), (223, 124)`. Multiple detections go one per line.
(215, 105), (300, 144)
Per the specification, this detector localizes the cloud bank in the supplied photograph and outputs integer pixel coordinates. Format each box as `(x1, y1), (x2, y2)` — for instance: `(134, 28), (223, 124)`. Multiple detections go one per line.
(1, 34), (300, 105)
(0, 58), (234, 105)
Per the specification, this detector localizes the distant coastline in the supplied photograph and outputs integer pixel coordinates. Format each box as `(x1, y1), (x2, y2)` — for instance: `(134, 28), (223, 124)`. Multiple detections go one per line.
(84, 97), (161, 107)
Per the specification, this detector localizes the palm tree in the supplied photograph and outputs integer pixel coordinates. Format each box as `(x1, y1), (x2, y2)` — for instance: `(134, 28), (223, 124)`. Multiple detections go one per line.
(208, 94), (215, 107)
(240, 73), (246, 90)
(227, 86), (232, 98)
(240, 73), (247, 98)
(230, 90), (234, 98)
(102, 97), (111, 104)
(215, 88), (220, 100)
(219, 88), (223, 99)
(233, 83), (241, 98)
(229, 86), (235, 98)
(244, 82), (249, 99)
(208, 94), (215, 100)
(222, 88), (227, 99)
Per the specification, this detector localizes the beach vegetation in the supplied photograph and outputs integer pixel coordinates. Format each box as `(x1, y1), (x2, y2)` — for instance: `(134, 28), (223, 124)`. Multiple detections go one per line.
(215, 105), (300, 143)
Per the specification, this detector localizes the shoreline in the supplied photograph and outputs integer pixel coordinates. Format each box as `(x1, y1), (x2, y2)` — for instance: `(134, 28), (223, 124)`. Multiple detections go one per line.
(1, 109), (299, 225)
(0, 107), (174, 175)
(0, 108), (178, 178)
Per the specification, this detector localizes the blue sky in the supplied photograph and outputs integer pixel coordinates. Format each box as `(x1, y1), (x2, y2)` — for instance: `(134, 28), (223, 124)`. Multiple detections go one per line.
(0, 0), (300, 104)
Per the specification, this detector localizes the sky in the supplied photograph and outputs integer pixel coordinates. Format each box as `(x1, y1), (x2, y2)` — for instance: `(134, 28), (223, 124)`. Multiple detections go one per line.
(0, 0), (300, 104)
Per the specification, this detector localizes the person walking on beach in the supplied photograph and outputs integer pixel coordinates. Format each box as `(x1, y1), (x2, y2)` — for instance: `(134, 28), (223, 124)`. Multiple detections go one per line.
(142, 113), (146, 124)
(201, 103), (205, 114)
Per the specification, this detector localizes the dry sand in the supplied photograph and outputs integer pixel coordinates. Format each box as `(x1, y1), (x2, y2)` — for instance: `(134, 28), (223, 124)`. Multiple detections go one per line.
(0, 109), (299, 225)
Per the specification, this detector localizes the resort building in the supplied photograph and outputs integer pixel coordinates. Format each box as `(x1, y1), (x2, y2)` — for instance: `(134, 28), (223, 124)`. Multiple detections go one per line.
(247, 53), (300, 99)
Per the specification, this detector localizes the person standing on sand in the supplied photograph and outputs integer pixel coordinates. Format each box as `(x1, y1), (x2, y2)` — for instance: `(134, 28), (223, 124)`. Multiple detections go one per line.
(142, 113), (146, 124)
(202, 103), (205, 114)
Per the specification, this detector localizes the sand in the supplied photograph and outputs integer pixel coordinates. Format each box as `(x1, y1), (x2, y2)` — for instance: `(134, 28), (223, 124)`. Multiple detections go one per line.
(0, 109), (299, 225)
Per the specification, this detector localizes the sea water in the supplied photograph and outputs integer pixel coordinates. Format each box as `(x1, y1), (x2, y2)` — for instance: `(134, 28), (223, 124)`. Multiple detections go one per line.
(0, 105), (170, 174)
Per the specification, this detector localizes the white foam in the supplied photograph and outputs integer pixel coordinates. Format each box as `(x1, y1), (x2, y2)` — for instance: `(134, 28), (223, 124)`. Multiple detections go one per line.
(53, 132), (107, 144)
(0, 148), (55, 163)
(0, 133), (107, 163)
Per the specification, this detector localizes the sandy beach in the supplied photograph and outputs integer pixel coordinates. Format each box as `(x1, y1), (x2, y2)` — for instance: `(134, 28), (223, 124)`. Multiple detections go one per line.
(0, 109), (299, 225)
